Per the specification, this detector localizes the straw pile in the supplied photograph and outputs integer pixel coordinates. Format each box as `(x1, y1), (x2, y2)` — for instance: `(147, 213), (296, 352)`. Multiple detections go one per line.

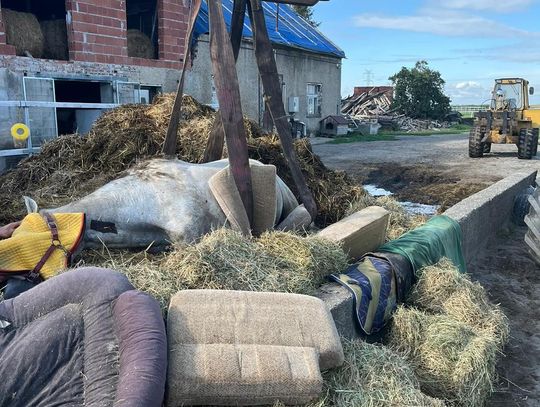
(74, 229), (348, 312)
(388, 259), (509, 406)
(0, 93), (364, 228)
(166, 229), (348, 295)
(127, 29), (155, 59)
(279, 340), (445, 407)
(2, 9), (44, 58)
(41, 19), (68, 60)
(347, 195), (427, 240)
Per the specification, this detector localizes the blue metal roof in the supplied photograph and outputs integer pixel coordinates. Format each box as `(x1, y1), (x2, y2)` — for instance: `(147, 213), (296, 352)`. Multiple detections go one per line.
(194, 1), (345, 58)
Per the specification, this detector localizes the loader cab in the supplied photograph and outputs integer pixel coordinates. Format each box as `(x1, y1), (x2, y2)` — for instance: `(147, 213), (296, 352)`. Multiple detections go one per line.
(490, 78), (530, 112)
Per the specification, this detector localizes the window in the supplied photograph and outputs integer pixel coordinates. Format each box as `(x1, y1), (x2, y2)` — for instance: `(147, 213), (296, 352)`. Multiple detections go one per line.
(126, 0), (159, 59)
(307, 83), (322, 117)
(2, 0), (68, 60)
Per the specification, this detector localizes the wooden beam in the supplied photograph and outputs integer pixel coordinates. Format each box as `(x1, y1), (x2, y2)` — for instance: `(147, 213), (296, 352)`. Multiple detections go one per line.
(247, 0), (317, 219)
(203, 0), (247, 163)
(208, 0), (254, 225)
(163, 0), (202, 157)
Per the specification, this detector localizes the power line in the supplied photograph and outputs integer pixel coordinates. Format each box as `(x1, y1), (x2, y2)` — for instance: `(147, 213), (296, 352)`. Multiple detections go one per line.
(363, 70), (373, 86)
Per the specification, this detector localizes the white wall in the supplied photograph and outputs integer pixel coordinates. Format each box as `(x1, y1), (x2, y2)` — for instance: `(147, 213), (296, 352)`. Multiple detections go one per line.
(184, 35), (342, 134)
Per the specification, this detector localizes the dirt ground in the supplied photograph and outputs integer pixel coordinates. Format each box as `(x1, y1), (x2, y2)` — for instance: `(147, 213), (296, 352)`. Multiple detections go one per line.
(312, 133), (540, 406)
(471, 226), (540, 407)
(312, 133), (540, 210)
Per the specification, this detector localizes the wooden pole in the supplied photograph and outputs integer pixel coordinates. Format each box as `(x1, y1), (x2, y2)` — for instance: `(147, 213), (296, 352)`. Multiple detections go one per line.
(163, 0), (202, 157)
(247, 0), (317, 218)
(203, 0), (247, 163)
(208, 0), (254, 225)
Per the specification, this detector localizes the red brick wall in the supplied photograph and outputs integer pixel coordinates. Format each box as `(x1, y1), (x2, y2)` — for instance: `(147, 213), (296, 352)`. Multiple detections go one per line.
(0, 0), (188, 68)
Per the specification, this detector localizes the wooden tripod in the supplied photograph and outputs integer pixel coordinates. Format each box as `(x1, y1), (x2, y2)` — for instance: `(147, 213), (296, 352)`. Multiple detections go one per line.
(164, 0), (319, 228)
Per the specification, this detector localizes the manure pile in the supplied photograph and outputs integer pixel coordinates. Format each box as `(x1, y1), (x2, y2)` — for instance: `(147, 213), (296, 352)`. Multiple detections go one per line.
(0, 93), (363, 227)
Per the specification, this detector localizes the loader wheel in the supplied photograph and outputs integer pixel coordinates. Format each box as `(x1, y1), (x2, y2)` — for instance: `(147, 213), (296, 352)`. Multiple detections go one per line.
(483, 143), (491, 153)
(533, 128), (539, 156)
(518, 128), (536, 159)
(469, 126), (484, 158)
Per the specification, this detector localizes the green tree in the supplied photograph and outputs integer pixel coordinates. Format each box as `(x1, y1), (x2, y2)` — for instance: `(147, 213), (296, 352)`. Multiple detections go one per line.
(389, 61), (451, 120)
(291, 5), (319, 27)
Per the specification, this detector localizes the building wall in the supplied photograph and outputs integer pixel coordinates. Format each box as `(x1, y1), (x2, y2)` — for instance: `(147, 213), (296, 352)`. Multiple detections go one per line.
(185, 36), (343, 134)
(0, 0), (188, 69)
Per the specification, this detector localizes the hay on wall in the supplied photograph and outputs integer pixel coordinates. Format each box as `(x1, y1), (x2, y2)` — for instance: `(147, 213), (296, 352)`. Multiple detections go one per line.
(2, 9), (44, 58)
(388, 260), (509, 406)
(127, 29), (155, 59)
(409, 259), (509, 344)
(40, 19), (69, 60)
(389, 308), (499, 406)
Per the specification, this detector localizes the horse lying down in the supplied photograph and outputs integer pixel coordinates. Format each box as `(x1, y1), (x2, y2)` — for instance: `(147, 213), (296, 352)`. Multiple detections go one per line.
(28, 158), (311, 250)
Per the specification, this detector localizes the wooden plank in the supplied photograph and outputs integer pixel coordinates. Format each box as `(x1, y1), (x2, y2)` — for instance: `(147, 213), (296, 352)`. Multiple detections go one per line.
(203, 0), (247, 163)
(163, 0), (202, 157)
(208, 0), (254, 225)
(248, 0), (317, 218)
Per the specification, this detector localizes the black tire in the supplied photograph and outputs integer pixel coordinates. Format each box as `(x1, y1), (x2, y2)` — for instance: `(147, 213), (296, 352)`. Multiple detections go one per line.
(518, 128), (535, 159)
(532, 128), (539, 156)
(483, 143), (491, 153)
(469, 126), (484, 158)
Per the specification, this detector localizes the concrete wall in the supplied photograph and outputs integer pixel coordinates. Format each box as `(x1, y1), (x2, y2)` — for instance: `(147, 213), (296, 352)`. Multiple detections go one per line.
(317, 170), (538, 339)
(185, 35), (343, 134)
(444, 170), (538, 267)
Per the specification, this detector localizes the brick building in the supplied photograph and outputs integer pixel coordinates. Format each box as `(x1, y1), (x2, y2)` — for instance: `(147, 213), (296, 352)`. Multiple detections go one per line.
(0, 0), (344, 171)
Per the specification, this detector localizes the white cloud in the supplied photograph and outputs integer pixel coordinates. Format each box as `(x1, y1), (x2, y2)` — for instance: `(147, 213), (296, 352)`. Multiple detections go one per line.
(442, 0), (535, 13)
(353, 12), (534, 38)
(447, 81), (491, 104)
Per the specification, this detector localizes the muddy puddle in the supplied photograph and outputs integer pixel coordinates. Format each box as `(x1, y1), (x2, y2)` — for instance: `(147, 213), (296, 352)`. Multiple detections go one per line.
(364, 184), (439, 216)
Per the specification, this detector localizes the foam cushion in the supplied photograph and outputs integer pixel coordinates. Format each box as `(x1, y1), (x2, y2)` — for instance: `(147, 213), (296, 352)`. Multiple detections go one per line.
(166, 290), (344, 406)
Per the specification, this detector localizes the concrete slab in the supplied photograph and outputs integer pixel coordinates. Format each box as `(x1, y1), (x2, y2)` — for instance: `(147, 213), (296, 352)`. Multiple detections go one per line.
(317, 206), (389, 262)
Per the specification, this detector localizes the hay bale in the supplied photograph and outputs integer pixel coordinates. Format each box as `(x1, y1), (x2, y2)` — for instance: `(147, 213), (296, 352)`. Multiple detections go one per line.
(40, 19), (68, 60)
(127, 29), (155, 59)
(165, 229), (348, 295)
(2, 9), (44, 58)
(347, 195), (427, 240)
(304, 339), (445, 407)
(409, 259), (509, 344)
(389, 307), (499, 406)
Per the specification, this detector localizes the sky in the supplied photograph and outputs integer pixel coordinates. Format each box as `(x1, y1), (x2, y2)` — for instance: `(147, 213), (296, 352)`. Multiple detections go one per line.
(312, 0), (540, 105)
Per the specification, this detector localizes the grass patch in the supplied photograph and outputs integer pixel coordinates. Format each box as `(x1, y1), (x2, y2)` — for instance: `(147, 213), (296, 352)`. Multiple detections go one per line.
(327, 133), (397, 144)
(328, 125), (471, 144)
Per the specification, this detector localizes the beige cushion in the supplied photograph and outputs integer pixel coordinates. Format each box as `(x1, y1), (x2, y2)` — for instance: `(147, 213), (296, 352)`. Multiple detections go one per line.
(208, 167), (251, 236)
(166, 290), (344, 406)
(208, 164), (278, 236)
(317, 206), (390, 261)
(250, 165), (277, 236)
(168, 344), (323, 406)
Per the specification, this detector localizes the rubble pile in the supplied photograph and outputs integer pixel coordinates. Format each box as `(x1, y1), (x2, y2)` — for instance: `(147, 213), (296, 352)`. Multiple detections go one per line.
(341, 88), (453, 133)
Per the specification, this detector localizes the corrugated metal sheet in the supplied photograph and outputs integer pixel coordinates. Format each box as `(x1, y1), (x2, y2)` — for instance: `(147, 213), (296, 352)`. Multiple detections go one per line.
(193, 1), (345, 58)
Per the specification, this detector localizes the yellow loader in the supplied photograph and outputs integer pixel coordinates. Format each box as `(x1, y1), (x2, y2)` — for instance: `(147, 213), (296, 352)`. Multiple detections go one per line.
(469, 78), (540, 159)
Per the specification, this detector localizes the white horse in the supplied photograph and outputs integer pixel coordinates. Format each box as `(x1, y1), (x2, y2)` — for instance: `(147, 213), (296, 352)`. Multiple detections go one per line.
(26, 159), (303, 250)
